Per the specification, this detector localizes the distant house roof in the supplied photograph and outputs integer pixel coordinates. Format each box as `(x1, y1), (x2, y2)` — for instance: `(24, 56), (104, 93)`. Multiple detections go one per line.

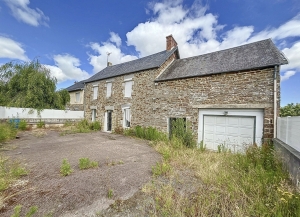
(85, 47), (179, 83)
(156, 39), (288, 82)
(66, 80), (85, 92)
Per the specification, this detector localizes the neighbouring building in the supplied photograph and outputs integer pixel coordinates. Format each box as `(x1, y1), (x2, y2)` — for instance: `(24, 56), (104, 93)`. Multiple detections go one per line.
(66, 80), (85, 111)
(83, 35), (288, 151)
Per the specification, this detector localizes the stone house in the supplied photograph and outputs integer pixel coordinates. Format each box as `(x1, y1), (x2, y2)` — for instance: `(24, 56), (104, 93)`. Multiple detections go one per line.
(66, 80), (85, 111)
(83, 35), (288, 151)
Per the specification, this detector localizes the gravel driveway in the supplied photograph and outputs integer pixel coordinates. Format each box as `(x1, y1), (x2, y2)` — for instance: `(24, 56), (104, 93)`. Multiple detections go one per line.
(0, 129), (161, 217)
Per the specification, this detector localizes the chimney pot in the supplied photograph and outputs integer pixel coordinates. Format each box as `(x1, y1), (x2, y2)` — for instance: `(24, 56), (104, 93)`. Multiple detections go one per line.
(166, 35), (177, 51)
(107, 62), (112, 67)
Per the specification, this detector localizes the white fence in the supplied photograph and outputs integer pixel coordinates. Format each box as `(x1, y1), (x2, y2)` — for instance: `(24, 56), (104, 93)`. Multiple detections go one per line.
(277, 116), (300, 152)
(0, 106), (84, 121)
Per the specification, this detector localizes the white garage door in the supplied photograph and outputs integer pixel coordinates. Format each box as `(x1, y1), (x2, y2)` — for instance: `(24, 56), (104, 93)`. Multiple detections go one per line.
(203, 115), (255, 152)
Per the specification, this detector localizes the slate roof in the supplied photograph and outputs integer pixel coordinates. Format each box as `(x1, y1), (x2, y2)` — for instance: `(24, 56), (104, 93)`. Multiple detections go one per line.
(85, 47), (178, 83)
(156, 39), (288, 82)
(66, 80), (85, 92)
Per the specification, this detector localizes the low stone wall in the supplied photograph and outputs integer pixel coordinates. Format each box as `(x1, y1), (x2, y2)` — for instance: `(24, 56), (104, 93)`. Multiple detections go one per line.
(273, 138), (300, 188)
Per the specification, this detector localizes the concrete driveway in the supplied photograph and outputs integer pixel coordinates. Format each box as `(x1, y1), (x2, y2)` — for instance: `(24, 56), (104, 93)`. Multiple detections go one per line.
(1, 129), (161, 217)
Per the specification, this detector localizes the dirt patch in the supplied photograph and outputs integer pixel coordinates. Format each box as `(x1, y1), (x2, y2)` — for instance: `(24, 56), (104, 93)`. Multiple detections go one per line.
(0, 130), (161, 217)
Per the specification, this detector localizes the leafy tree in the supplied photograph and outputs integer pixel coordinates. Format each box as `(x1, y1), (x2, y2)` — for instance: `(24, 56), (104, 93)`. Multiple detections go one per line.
(0, 60), (70, 111)
(280, 103), (300, 117)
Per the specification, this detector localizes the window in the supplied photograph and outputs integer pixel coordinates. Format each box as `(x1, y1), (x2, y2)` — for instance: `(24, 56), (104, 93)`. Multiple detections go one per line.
(75, 92), (80, 103)
(124, 81), (133, 97)
(106, 82), (112, 98)
(91, 109), (96, 122)
(93, 86), (98, 100)
(123, 108), (131, 128)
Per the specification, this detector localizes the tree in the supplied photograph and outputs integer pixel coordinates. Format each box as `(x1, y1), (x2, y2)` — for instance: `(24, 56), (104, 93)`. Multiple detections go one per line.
(280, 103), (300, 117)
(0, 60), (70, 111)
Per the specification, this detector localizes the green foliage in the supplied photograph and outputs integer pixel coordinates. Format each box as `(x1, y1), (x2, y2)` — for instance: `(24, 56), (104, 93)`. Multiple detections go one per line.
(11, 205), (38, 217)
(124, 126), (168, 141)
(0, 60), (70, 111)
(36, 120), (45, 128)
(89, 121), (101, 131)
(152, 162), (171, 177)
(25, 206), (38, 217)
(171, 119), (197, 148)
(0, 156), (28, 191)
(18, 120), (27, 131)
(60, 159), (72, 176)
(79, 157), (98, 170)
(0, 122), (17, 143)
(107, 189), (113, 199)
(280, 103), (300, 117)
(11, 204), (22, 217)
(199, 140), (206, 152)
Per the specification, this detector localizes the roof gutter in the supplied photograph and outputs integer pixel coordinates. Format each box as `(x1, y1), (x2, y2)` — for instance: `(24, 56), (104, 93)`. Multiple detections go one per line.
(273, 65), (278, 139)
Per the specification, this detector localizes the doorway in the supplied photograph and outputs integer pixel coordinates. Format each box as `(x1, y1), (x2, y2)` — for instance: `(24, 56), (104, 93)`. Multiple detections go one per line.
(107, 110), (112, 131)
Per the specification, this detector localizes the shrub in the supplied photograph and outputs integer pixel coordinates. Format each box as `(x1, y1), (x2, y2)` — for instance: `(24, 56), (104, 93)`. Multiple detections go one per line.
(79, 157), (98, 170)
(0, 122), (17, 143)
(36, 120), (45, 128)
(89, 121), (101, 131)
(18, 120), (27, 131)
(171, 119), (196, 148)
(60, 159), (72, 176)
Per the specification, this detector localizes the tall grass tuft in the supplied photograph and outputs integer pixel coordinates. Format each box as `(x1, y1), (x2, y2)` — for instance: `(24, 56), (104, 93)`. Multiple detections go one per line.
(0, 122), (17, 143)
(124, 126), (168, 142)
(170, 119), (197, 148)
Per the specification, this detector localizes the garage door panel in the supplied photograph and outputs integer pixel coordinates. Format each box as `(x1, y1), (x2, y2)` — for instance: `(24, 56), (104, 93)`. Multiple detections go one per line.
(227, 118), (239, 125)
(216, 117), (226, 124)
(216, 126), (226, 133)
(203, 115), (255, 151)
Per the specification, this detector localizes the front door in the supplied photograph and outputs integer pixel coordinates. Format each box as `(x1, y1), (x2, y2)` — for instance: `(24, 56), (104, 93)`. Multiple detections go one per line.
(107, 110), (112, 131)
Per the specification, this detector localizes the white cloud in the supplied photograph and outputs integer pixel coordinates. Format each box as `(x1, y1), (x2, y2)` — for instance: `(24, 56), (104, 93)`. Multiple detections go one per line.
(0, 36), (29, 61)
(44, 54), (89, 83)
(88, 32), (138, 73)
(281, 41), (300, 71)
(4, 0), (49, 26)
(281, 71), (296, 82)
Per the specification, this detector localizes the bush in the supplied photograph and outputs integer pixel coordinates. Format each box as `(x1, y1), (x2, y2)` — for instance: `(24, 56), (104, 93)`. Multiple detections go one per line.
(89, 121), (101, 131)
(171, 119), (196, 148)
(0, 122), (17, 143)
(79, 157), (98, 170)
(60, 159), (72, 176)
(36, 120), (45, 128)
(18, 120), (27, 131)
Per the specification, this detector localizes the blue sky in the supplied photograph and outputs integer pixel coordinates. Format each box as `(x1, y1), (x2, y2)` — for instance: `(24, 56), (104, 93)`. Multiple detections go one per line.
(0, 0), (299, 106)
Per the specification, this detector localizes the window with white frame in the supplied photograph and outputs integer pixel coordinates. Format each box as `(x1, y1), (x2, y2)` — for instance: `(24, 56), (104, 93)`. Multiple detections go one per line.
(93, 85), (98, 100)
(106, 82), (112, 98)
(75, 92), (80, 103)
(123, 107), (131, 128)
(124, 81), (133, 97)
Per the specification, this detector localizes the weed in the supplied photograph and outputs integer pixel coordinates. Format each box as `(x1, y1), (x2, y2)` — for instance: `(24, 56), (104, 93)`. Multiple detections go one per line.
(152, 162), (171, 177)
(63, 120), (73, 127)
(36, 120), (45, 128)
(171, 119), (196, 148)
(107, 189), (113, 199)
(11, 204), (22, 217)
(25, 206), (38, 217)
(0, 156), (28, 191)
(199, 140), (206, 152)
(60, 159), (72, 176)
(0, 122), (17, 143)
(89, 121), (101, 131)
(11, 205), (38, 217)
(113, 126), (124, 134)
(18, 120), (27, 131)
(79, 157), (98, 170)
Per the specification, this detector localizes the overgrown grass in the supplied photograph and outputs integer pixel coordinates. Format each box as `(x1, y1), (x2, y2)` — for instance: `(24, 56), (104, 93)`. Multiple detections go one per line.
(0, 156), (28, 192)
(60, 119), (102, 135)
(79, 157), (98, 170)
(119, 124), (300, 216)
(143, 141), (300, 216)
(11, 205), (38, 217)
(18, 120), (27, 131)
(0, 122), (17, 143)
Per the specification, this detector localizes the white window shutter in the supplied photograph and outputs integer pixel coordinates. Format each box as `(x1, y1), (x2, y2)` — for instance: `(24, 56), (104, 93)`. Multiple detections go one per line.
(124, 81), (133, 97)
(93, 86), (98, 99)
(106, 82), (112, 97)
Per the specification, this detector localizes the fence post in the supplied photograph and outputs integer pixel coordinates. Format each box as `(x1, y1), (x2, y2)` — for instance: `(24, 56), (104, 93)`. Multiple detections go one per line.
(285, 116), (289, 144)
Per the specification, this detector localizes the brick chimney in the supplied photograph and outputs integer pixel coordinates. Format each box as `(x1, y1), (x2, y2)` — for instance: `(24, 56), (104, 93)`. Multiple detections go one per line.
(166, 35), (177, 50)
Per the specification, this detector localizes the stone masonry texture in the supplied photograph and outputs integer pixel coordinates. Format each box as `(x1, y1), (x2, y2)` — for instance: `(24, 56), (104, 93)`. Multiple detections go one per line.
(84, 54), (279, 142)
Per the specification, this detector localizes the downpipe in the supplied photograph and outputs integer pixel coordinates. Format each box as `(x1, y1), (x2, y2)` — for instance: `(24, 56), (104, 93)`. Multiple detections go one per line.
(273, 65), (278, 138)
